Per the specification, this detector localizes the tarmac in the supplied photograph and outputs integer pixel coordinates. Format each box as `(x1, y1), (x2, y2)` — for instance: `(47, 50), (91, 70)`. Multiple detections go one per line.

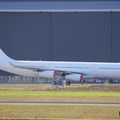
(0, 101), (120, 106)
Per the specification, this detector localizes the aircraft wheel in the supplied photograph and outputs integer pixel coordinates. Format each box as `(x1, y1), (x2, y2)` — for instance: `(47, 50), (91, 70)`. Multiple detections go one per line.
(66, 81), (71, 85)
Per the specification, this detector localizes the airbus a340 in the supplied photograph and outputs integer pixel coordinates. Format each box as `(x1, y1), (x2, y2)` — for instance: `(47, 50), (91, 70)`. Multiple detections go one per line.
(0, 49), (119, 85)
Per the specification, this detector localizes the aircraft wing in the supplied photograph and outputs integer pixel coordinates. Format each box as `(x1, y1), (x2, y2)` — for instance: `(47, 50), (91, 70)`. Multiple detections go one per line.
(10, 61), (85, 75)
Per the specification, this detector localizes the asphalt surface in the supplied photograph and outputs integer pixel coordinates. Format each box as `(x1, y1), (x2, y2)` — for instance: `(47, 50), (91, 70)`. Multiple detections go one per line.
(0, 101), (120, 106)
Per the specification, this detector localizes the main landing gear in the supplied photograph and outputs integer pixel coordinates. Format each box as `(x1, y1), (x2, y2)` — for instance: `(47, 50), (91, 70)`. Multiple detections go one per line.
(52, 73), (71, 87)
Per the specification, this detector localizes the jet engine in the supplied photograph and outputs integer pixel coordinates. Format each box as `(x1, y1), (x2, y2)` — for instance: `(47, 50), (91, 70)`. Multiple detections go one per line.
(65, 74), (83, 81)
(38, 70), (55, 78)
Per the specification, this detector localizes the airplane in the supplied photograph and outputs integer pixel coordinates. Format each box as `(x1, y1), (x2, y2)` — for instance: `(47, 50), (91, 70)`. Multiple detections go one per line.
(0, 49), (120, 85)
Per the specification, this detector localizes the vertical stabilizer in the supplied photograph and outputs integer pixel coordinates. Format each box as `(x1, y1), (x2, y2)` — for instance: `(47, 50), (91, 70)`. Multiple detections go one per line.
(0, 49), (12, 61)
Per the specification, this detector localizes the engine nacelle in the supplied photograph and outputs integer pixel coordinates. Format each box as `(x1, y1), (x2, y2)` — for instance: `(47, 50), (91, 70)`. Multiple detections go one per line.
(65, 74), (83, 81)
(38, 70), (55, 79)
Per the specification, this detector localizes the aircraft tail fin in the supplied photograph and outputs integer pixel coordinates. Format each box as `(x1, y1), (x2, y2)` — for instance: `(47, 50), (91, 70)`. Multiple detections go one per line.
(0, 49), (13, 61)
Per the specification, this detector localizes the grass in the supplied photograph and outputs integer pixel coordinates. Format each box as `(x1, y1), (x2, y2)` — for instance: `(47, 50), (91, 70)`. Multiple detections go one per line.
(0, 91), (120, 97)
(0, 84), (120, 119)
(0, 84), (120, 102)
(0, 96), (120, 103)
(0, 105), (119, 119)
(0, 84), (120, 92)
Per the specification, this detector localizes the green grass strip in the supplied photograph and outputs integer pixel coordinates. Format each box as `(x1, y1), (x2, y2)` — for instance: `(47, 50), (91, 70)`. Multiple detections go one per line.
(0, 91), (119, 97)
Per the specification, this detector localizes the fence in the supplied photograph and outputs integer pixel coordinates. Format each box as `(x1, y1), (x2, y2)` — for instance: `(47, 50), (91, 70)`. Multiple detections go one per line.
(0, 75), (119, 84)
(0, 76), (51, 84)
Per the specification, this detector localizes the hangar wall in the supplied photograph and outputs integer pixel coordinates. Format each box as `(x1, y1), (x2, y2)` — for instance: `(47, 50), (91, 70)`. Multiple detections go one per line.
(0, 12), (120, 63)
(0, 0), (118, 2)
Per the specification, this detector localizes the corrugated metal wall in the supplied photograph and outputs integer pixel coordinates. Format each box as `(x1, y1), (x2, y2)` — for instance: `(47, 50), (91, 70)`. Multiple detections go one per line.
(0, 0), (117, 2)
(0, 12), (120, 64)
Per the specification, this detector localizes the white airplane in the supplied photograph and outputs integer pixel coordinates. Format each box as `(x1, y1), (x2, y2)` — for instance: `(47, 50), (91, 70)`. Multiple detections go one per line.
(0, 49), (120, 84)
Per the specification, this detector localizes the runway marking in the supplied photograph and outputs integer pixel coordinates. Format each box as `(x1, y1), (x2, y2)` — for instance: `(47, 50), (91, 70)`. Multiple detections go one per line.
(0, 101), (120, 106)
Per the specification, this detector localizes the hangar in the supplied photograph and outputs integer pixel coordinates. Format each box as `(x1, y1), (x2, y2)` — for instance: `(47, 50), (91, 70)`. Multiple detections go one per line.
(0, 1), (120, 76)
